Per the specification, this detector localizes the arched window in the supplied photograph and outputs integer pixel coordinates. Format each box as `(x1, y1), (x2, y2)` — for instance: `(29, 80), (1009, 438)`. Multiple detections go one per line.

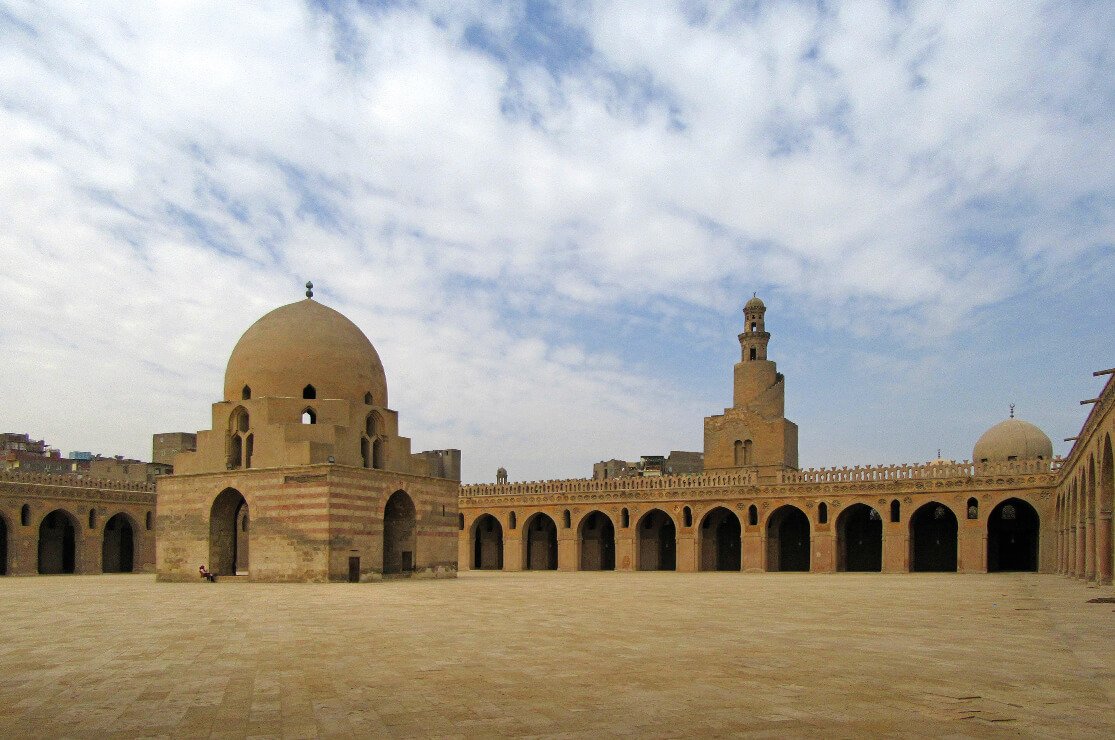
(302, 384), (316, 399)
(89, 509), (97, 529)
(750, 347), (757, 360)
(301, 408), (316, 425)
(750, 322), (756, 332)
(621, 508), (629, 528)
(748, 504), (758, 526)
(458, 513), (464, 530)
(563, 510), (571, 528)
(509, 512), (517, 529)
(744, 439), (753, 465)
(145, 511), (152, 530)
(890, 499), (900, 523)
(818, 502), (828, 524)
(967, 497), (979, 520)
(244, 434), (254, 469)
(241, 385), (251, 400)
(366, 413), (380, 437)
(683, 506), (693, 527)
(371, 437), (384, 469)
(231, 407), (249, 433)
(364, 392), (373, 405)
(228, 434), (243, 469)
(21, 504), (30, 526)
(360, 437), (370, 468)
(734, 440), (743, 466)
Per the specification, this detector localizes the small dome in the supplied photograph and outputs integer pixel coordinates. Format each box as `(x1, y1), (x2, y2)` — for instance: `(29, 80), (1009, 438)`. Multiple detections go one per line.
(224, 299), (388, 406)
(745, 293), (765, 310)
(973, 418), (1052, 463)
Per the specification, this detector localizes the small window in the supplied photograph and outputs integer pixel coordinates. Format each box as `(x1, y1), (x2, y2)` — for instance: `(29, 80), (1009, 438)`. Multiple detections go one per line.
(818, 502), (828, 524)
(303, 384), (316, 400)
(749, 347), (757, 360)
(442, 504), (446, 516)
(967, 497), (978, 520)
(89, 509), (96, 529)
(245, 434), (254, 468)
(1007, 455), (1017, 461)
(21, 504), (30, 526)
(683, 507), (692, 527)
(509, 512), (517, 529)
(360, 437), (370, 468)
(241, 385), (251, 400)
(563, 510), (571, 528)
(748, 504), (758, 526)
(364, 392), (373, 405)
(750, 322), (756, 332)
(621, 508), (629, 528)
(890, 500), (900, 523)
(458, 514), (464, 530)
(145, 511), (152, 530)
(301, 408), (316, 425)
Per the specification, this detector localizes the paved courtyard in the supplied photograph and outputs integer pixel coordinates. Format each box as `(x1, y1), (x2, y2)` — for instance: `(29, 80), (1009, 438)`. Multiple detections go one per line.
(0, 572), (1112, 738)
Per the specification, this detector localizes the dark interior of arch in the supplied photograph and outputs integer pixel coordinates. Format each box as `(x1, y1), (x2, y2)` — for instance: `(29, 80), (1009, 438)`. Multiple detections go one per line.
(210, 489), (248, 577)
(838, 504), (882, 572)
(525, 514), (558, 570)
(579, 511), (615, 571)
(910, 503), (958, 572)
(766, 507), (809, 571)
(473, 514), (503, 569)
(102, 513), (135, 573)
(637, 510), (676, 571)
(383, 491), (417, 575)
(38, 510), (76, 574)
(700, 508), (741, 571)
(987, 499), (1039, 572)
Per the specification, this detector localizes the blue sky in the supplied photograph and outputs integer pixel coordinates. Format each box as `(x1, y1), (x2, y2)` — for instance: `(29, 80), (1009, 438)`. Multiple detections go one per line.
(0, 1), (1112, 482)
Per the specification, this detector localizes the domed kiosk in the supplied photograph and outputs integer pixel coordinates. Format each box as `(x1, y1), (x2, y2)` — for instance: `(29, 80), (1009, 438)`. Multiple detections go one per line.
(973, 417), (1053, 465)
(156, 289), (460, 583)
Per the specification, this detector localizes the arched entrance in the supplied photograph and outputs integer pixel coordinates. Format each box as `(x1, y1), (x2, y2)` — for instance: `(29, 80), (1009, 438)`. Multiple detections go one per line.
(578, 511), (615, 570)
(766, 505), (809, 571)
(699, 507), (741, 571)
(471, 514), (504, 570)
(910, 502), (958, 572)
(383, 490), (417, 575)
(636, 509), (676, 571)
(102, 513), (135, 573)
(38, 509), (77, 574)
(210, 489), (248, 576)
(987, 498), (1039, 572)
(523, 513), (558, 570)
(836, 504), (882, 572)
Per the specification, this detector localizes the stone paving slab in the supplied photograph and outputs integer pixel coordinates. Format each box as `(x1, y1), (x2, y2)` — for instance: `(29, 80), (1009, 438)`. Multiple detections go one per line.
(0, 572), (1112, 738)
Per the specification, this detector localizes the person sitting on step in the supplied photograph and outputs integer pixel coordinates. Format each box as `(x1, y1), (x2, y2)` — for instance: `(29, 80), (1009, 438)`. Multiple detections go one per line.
(198, 564), (216, 582)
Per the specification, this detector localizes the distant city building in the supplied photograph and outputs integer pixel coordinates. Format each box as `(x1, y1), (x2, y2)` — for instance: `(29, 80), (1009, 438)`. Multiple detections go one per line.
(592, 451), (704, 480)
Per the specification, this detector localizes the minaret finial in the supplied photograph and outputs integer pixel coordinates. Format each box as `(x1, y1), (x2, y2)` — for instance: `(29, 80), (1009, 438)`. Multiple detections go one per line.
(1009, 403), (1015, 419)
(305, 281), (314, 299)
(937, 448), (941, 460)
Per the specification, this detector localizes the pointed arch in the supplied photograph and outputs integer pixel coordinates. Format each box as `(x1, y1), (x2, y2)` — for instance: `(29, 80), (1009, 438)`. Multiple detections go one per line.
(102, 512), (136, 573)
(470, 514), (504, 569)
(577, 510), (615, 570)
(636, 509), (676, 571)
(987, 498), (1039, 572)
(698, 507), (741, 571)
(836, 504), (882, 572)
(765, 505), (810, 571)
(383, 490), (417, 575)
(910, 502), (958, 572)
(522, 513), (558, 570)
(38, 509), (78, 574)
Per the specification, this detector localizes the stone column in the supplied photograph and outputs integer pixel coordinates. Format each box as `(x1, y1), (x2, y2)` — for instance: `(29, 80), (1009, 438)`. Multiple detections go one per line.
(457, 524), (472, 571)
(1086, 515), (1097, 583)
(504, 532), (522, 571)
(1097, 513), (1113, 585)
(882, 524), (908, 573)
(557, 528), (577, 572)
(812, 529), (834, 573)
(615, 530), (635, 571)
(1076, 524), (1086, 578)
(676, 530), (697, 573)
(957, 520), (985, 574)
(742, 527), (763, 572)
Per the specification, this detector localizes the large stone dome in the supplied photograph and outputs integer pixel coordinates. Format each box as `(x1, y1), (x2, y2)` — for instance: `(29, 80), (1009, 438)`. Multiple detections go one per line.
(973, 418), (1052, 463)
(223, 299), (388, 406)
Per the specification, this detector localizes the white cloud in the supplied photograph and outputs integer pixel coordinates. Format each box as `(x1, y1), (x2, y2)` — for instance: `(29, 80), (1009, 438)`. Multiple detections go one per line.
(0, 1), (1110, 479)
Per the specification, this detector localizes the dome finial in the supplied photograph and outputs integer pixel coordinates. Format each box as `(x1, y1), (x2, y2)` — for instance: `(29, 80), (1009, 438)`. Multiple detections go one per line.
(1009, 403), (1015, 419)
(305, 281), (314, 299)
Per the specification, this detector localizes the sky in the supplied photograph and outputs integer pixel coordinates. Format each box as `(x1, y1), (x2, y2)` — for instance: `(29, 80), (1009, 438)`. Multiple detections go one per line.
(0, 0), (1112, 484)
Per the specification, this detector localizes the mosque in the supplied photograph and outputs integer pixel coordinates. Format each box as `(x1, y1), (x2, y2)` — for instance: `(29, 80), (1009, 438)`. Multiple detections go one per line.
(0, 287), (1110, 588)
